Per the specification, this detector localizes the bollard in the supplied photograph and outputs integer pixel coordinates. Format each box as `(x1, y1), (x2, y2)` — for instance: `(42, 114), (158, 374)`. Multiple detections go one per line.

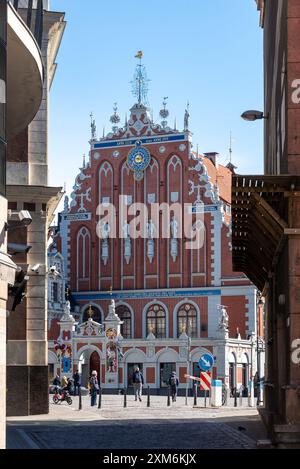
(234, 388), (237, 407)
(204, 390), (207, 408)
(147, 386), (150, 407)
(98, 387), (102, 409)
(193, 384), (197, 406)
(123, 388), (127, 408)
(79, 387), (82, 411)
(167, 386), (171, 406)
(239, 391), (243, 407)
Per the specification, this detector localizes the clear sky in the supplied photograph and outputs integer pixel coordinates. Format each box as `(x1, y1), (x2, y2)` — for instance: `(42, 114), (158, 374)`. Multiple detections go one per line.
(49, 0), (263, 204)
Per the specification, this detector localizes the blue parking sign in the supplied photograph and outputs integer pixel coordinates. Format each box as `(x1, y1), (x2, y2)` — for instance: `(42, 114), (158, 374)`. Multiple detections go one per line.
(198, 353), (214, 371)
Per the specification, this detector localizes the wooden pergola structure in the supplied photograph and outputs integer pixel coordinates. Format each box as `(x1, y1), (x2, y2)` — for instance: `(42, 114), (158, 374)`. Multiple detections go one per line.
(231, 175), (300, 291)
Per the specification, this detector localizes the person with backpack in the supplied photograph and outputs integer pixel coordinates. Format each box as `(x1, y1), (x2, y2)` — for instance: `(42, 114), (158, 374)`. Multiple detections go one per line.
(132, 366), (144, 402)
(89, 370), (99, 406)
(169, 371), (179, 402)
(73, 370), (81, 396)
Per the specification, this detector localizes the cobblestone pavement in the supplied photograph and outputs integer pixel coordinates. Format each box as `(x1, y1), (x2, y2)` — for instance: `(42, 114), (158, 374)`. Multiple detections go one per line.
(7, 395), (266, 449)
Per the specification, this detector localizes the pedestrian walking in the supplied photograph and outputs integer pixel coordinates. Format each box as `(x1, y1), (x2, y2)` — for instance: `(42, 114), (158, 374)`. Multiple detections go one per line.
(73, 370), (81, 396)
(89, 370), (99, 406)
(168, 371), (179, 402)
(132, 366), (144, 402)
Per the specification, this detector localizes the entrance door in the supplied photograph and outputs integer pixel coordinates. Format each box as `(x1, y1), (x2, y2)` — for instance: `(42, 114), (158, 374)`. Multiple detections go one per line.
(90, 351), (101, 383)
(160, 363), (176, 388)
(127, 363), (143, 387)
(229, 363), (236, 394)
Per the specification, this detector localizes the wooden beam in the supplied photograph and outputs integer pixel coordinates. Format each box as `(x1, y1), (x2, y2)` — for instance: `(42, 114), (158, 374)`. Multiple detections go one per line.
(252, 192), (287, 230)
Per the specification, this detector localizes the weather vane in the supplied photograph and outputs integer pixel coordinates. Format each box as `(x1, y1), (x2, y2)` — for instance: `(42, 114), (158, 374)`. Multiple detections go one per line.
(131, 51), (150, 106)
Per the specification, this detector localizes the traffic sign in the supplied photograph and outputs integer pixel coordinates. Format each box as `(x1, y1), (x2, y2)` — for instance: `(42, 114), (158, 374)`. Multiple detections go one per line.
(200, 371), (212, 391)
(198, 353), (214, 371)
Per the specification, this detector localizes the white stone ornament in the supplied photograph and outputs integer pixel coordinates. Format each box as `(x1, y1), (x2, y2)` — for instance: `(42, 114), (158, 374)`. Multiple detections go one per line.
(112, 150), (120, 158)
(179, 144), (186, 152)
(159, 146), (166, 154)
(94, 152), (100, 160)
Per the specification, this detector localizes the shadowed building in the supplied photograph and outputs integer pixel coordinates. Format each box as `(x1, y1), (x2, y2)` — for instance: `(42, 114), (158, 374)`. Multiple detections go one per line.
(232, 0), (300, 448)
(5, 0), (66, 418)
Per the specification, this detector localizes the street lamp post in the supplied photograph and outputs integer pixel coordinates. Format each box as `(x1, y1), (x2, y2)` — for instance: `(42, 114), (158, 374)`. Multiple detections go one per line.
(185, 335), (191, 405)
(256, 297), (264, 406)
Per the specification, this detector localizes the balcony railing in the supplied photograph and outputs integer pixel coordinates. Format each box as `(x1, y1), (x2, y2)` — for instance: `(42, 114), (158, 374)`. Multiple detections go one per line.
(10, 0), (44, 47)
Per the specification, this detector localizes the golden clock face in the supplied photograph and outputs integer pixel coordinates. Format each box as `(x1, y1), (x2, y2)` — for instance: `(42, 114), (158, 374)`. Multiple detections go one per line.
(134, 153), (144, 164)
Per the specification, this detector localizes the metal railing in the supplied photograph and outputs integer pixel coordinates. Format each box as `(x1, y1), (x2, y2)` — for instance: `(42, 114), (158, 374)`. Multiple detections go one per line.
(10, 0), (44, 48)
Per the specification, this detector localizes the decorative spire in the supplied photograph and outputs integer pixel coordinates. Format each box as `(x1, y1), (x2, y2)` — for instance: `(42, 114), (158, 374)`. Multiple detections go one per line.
(159, 97), (169, 129)
(110, 103), (121, 133)
(82, 153), (86, 168)
(174, 117), (177, 131)
(90, 112), (97, 141)
(184, 101), (190, 131)
(131, 51), (150, 106)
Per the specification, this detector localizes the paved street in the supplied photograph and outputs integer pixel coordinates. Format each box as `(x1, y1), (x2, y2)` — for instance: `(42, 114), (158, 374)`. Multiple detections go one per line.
(7, 395), (267, 449)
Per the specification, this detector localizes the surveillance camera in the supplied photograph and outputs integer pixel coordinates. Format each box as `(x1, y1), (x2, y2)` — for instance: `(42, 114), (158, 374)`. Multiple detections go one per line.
(7, 243), (32, 255)
(49, 266), (60, 276)
(18, 210), (32, 226)
(31, 264), (41, 273)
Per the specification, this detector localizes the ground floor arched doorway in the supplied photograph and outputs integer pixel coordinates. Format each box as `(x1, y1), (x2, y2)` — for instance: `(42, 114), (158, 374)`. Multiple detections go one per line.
(78, 349), (101, 388)
(90, 351), (101, 381)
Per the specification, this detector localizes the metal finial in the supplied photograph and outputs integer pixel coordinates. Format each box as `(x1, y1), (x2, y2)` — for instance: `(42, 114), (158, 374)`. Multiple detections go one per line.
(88, 304), (94, 319)
(102, 126), (105, 138)
(159, 96), (169, 129)
(174, 117), (177, 130)
(82, 154), (86, 168)
(229, 131), (233, 163)
(131, 51), (150, 105)
(110, 103), (121, 133)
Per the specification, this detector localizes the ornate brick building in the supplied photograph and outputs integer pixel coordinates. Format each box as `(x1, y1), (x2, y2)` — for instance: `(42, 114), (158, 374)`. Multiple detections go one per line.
(49, 57), (261, 394)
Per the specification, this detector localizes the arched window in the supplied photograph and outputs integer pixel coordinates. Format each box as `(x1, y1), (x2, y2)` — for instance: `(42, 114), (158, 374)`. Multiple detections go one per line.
(82, 305), (102, 323)
(116, 305), (132, 339)
(177, 303), (197, 338)
(146, 304), (166, 338)
(77, 227), (91, 280)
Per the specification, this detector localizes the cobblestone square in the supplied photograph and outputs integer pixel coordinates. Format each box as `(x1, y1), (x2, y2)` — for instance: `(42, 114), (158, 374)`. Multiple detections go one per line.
(7, 395), (267, 449)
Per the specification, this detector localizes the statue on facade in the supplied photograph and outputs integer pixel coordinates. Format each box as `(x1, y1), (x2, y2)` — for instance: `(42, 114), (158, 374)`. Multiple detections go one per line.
(147, 219), (156, 239)
(122, 221), (130, 239)
(170, 216), (179, 239)
(101, 221), (111, 239)
(218, 305), (229, 331)
(184, 102), (190, 131)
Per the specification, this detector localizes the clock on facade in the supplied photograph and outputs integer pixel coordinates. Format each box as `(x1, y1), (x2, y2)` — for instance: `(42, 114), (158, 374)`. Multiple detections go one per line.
(127, 141), (151, 174)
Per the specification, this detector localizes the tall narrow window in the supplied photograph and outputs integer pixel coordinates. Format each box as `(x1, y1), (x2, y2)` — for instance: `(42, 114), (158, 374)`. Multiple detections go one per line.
(116, 305), (132, 339)
(177, 303), (197, 338)
(77, 227), (91, 280)
(146, 304), (166, 338)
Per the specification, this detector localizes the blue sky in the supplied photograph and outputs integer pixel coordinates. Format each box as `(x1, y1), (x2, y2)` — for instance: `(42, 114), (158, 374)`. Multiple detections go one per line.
(49, 0), (263, 200)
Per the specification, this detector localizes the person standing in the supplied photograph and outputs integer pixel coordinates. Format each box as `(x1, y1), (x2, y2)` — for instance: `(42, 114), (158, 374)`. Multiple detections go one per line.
(53, 374), (61, 387)
(168, 371), (179, 402)
(73, 370), (81, 396)
(132, 366), (144, 402)
(89, 370), (99, 406)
